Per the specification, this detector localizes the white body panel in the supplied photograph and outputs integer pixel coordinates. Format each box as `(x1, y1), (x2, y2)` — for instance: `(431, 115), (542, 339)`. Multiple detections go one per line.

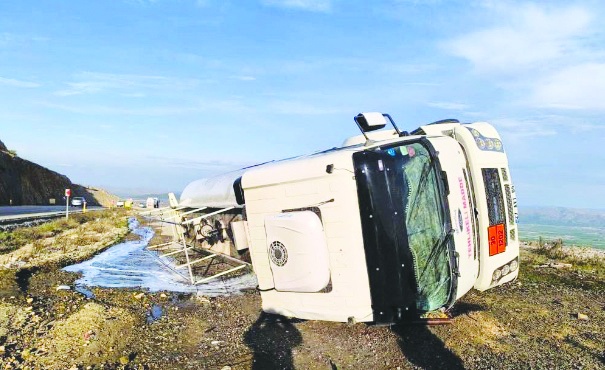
(231, 221), (250, 251)
(242, 149), (374, 322)
(428, 137), (479, 299)
(265, 212), (330, 292)
(419, 122), (520, 291)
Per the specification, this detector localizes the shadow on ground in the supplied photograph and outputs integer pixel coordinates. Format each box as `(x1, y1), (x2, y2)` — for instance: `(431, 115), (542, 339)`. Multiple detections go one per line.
(392, 324), (465, 370)
(448, 302), (487, 318)
(244, 312), (302, 370)
(392, 303), (487, 369)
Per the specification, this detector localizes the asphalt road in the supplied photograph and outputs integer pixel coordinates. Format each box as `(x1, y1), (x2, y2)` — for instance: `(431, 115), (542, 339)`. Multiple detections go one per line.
(0, 206), (68, 217)
(0, 205), (103, 222)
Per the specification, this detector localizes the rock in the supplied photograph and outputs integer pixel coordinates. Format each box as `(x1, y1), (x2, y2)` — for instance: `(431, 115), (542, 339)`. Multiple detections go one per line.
(211, 340), (223, 346)
(160, 293), (167, 298)
(56, 285), (71, 291)
(221, 366), (232, 370)
(134, 293), (145, 300)
(26, 298), (34, 304)
(83, 330), (95, 340)
(0, 345), (5, 354)
(196, 296), (211, 305)
(119, 356), (130, 365)
(576, 313), (589, 321)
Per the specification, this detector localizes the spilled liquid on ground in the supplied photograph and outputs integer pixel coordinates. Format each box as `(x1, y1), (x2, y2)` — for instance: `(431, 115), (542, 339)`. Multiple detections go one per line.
(64, 218), (257, 296)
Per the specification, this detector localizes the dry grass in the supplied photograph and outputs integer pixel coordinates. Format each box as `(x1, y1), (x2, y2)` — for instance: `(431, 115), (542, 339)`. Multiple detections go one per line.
(0, 209), (130, 270)
(1, 211), (126, 254)
(34, 302), (138, 369)
(528, 237), (605, 279)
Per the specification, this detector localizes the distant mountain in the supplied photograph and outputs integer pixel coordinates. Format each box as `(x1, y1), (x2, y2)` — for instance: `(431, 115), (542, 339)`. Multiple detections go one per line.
(520, 206), (605, 228)
(115, 192), (178, 203)
(0, 138), (118, 207)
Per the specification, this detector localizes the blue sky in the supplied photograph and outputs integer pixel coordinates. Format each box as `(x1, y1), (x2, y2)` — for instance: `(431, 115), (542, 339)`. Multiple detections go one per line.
(0, 0), (604, 208)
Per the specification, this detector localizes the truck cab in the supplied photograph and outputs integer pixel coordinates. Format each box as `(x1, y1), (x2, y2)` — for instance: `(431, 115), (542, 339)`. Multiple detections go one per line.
(180, 112), (519, 324)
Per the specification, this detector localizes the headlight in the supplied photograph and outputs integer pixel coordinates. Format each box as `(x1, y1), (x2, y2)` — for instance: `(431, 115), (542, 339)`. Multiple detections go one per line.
(467, 127), (504, 152)
(492, 257), (519, 283)
(476, 138), (486, 149)
(492, 269), (502, 281)
(510, 259), (518, 271)
(501, 264), (510, 276)
(486, 139), (494, 150)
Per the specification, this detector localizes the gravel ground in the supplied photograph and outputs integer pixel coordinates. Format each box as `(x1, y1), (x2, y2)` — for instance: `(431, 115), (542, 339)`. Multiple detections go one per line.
(0, 219), (604, 369)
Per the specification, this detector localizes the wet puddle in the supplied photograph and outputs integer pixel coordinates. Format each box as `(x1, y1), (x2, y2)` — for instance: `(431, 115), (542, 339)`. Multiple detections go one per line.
(64, 218), (257, 296)
(75, 286), (95, 299)
(146, 304), (164, 324)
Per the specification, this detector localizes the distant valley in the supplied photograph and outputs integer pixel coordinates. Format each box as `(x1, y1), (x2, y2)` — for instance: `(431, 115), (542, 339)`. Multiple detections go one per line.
(519, 206), (605, 249)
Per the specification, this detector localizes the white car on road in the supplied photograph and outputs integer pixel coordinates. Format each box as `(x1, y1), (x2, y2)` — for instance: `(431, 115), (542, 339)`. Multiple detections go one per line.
(71, 197), (86, 207)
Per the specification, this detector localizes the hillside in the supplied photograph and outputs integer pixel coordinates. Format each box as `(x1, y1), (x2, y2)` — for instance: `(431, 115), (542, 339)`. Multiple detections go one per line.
(521, 206), (605, 228)
(0, 139), (117, 207)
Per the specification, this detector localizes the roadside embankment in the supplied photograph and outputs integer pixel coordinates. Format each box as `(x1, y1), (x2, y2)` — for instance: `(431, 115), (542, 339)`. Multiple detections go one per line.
(0, 209), (129, 271)
(0, 210), (130, 298)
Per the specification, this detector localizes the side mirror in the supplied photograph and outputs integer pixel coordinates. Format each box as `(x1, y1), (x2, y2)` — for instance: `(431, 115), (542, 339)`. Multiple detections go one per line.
(354, 112), (387, 132)
(353, 112), (404, 144)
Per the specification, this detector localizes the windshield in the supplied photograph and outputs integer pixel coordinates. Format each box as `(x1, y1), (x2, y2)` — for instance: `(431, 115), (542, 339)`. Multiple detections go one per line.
(353, 140), (453, 316)
(400, 143), (452, 311)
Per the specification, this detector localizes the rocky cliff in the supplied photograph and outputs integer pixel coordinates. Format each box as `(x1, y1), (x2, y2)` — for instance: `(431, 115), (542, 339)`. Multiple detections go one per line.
(0, 140), (117, 206)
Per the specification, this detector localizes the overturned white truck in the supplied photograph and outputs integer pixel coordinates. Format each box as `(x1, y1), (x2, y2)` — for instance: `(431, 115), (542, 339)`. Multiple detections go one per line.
(179, 113), (519, 324)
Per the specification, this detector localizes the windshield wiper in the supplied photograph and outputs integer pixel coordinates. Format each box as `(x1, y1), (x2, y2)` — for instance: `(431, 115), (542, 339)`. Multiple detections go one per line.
(418, 228), (455, 279)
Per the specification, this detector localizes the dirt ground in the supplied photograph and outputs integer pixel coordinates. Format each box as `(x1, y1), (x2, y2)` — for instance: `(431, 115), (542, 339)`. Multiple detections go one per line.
(0, 214), (604, 369)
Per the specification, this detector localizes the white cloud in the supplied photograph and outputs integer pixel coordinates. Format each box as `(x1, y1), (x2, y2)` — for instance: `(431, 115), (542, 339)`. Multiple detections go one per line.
(442, 3), (605, 112)
(531, 63), (605, 110)
(267, 100), (347, 115)
(229, 75), (257, 81)
(393, 0), (444, 5)
(444, 4), (594, 74)
(493, 113), (605, 140)
(40, 102), (202, 116)
(492, 118), (557, 138)
(262, 0), (332, 12)
(427, 101), (469, 110)
(0, 76), (40, 88)
(120, 92), (146, 98)
(40, 97), (253, 116)
(144, 155), (251, 171)
(55, 72), (198, 96)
